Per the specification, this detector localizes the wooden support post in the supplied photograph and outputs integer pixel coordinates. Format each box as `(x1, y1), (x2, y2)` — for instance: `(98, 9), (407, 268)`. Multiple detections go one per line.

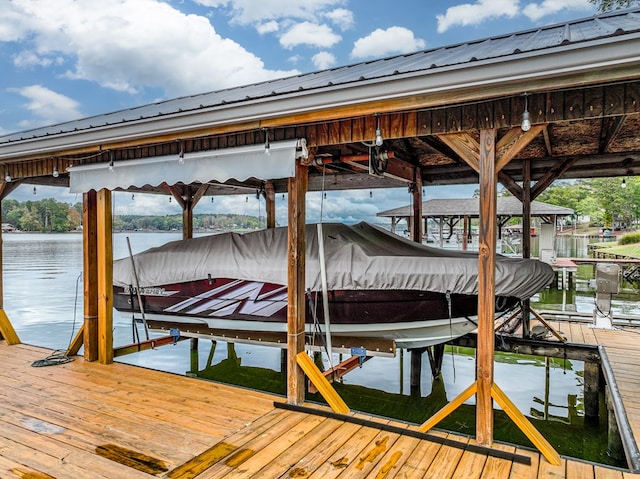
(265, 180), (276, 229)
(412, 172), (422, 243)
(182, 186), (193, 240)
(287, 160), (307, 405)
(190, 337), (199, 373)
(410, 348), (425, 396)
(83, 190), (99, 361)
(522, 160), (532, 338)
(606, 389), (625, 463)
(462, 215), (469, 251)
(97, 188), (113, 365)
(584, 361), (600, 424)
(426, 344), (445, 378)
(477, 128), (497, 446)
(0, 200), (20, 345)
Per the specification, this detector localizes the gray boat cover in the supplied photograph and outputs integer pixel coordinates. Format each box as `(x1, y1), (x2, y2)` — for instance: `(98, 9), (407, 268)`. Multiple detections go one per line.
(113, 222), (554, 299)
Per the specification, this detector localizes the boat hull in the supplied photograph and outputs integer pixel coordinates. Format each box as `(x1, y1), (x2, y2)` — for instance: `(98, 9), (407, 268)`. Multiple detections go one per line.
(113, 277), (518, 349)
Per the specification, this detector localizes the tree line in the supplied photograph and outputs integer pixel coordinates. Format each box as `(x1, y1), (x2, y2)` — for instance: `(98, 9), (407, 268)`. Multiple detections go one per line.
(1, 198), (262, 233)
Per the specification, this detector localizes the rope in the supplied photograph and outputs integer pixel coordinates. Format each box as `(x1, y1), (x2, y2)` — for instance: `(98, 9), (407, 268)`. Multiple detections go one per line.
(31, 272), (82, 368)
(31, 351), (74, 367)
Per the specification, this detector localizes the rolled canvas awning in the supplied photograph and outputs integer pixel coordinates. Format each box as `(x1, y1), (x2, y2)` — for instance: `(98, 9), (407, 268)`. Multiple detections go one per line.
(68, 139), (307, 193)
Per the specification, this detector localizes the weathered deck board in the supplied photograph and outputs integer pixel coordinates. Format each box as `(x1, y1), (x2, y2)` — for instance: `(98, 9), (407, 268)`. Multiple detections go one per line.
(1, 334), (637, 478)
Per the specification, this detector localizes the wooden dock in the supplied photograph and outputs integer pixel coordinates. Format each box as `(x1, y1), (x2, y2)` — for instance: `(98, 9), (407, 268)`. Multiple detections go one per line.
(0, 336), (638, 478)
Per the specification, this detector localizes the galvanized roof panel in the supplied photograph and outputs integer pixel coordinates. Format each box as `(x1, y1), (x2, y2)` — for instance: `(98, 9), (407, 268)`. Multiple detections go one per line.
(377, 197), (574, 218)
(2, 8), (639, 146)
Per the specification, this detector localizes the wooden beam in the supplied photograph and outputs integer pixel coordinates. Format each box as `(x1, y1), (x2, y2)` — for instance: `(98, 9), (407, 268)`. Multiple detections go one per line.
(66, 324), (84, 356)
(438, 132), (480, 173)
(530, 157), (579, 200)
(495, 125), (545, 173)
(491, 383), (560, 465)
(418, 381), (478, 432)
(412, 171), (423, 243)
(498, 171), (523, 201)
(114, 335), (186, 357)
(265, 180), (276, 228)
(599, 116), (626, 154)
(296, 352), (349, 414)
(477, 128), (497, 446)
(0, 309), (20, 345)
(287, 160), (307, 405)
(97, 188), (114, 365)
(83, 190), (99, 361)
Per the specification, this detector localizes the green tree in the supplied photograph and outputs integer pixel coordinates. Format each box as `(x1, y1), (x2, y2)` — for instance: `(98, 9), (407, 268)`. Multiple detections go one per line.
(590, 0), (639, 11)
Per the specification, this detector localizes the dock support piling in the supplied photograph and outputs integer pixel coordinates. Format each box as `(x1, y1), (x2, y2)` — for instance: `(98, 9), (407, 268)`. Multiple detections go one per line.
(584, 361), (600, 425)
(409, 348), (426, 396)
(607, 389), (626, 463)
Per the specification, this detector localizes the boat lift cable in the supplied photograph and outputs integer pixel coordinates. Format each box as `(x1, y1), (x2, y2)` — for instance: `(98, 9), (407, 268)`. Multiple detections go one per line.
(31, 272), (82, 367)
(317, 167), (334, 370)
(446, 290), (456, 382)
(127, 236), (150, 341)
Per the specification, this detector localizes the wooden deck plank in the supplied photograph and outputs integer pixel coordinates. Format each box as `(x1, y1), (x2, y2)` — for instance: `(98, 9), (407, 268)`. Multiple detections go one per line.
(3, 331), (640, 479)
(193, 410), (312, 478)
(509, 448), (540, 479)
(304, 424), (386, 479)
(212, 413), (329, 479)
(249, 416), (346, 478)
(480, 442), (516, 479)
(423, 435), (469, 479)
(566, 460), (595, 479)
(275, 420), (365, 478)
(593, 465), (625, 478)
(387, 434), (446, 478)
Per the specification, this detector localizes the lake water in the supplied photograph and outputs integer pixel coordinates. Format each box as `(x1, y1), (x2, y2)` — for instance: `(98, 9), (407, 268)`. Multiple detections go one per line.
(3, 231), (638, 466)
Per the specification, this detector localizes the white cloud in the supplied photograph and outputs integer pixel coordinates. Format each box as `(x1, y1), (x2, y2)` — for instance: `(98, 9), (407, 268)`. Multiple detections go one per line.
(523, 0), (594, 21)
(436, 0), (520, 33)
(351, 27), (426, 59)
(194, 0), (345, 26)
(312, 51), (336, 69)
(10, 85), (82, 127)
(324, 8), (354, 31)
(279, 22), (341, 49)
(257, 20), (279, 34)
(1, 0), (298, 98)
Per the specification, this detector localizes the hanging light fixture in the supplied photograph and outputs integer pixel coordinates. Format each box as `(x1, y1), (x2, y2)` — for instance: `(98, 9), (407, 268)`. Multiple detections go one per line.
(52, 166), (59, 178)
(108, 152), (115, 172)
(521, 93), (531, 132)
(374, 114), (383, 147)
(621, 178), (627, 189)
(264, 128), (270, 155)
(178, 148), (184, 164)
(33, 186), (37, 195)
(4, 170), (11, 182)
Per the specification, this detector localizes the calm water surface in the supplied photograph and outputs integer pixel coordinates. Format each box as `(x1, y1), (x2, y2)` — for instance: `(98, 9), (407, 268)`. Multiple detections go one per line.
(3, 232), (638, 466)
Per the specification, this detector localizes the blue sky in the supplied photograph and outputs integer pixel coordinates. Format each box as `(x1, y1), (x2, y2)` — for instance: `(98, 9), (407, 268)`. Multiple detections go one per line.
(0, 0), (599, 225)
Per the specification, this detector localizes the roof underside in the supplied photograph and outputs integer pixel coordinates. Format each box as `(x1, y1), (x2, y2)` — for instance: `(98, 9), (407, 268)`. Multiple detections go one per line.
(1, 8), (640, 196)
(377, 198), (574, 218)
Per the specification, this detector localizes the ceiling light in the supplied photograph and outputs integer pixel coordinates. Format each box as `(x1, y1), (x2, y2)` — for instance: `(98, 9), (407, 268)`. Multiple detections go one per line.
(52, 166), (59, 178)
(521, 93), (531, 132)
(375, 114), (384, 146)
(4, 171), (11, 182)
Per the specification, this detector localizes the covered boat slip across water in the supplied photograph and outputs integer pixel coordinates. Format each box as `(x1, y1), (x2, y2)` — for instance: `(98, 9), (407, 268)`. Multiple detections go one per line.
(112, 222), (554, 349)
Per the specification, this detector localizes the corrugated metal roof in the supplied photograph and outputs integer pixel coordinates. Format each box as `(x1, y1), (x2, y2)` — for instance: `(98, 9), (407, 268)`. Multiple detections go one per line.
(377, 197), (574, 217)
(1, 8), (639, 145)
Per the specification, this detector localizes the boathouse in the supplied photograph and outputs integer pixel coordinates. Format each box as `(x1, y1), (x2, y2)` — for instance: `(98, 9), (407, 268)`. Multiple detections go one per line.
(1, 7), (640, 476)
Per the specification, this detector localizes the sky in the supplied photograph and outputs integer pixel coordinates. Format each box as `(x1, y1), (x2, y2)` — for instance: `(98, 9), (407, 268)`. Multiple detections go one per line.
(0, 0), (600, 226)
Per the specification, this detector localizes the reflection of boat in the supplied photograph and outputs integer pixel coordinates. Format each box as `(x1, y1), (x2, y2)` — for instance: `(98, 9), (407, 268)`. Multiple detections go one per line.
(112, 222), (554, 349)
